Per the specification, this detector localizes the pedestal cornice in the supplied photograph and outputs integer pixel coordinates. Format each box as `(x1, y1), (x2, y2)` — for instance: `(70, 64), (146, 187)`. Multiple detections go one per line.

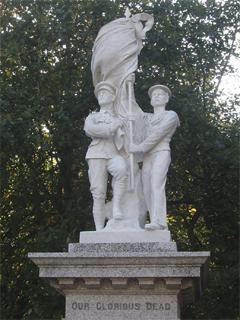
(28, 243), (210, 311)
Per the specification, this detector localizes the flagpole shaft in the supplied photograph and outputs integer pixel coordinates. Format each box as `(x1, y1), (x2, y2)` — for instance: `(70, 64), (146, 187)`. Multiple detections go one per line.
(128, 81), (134, 191)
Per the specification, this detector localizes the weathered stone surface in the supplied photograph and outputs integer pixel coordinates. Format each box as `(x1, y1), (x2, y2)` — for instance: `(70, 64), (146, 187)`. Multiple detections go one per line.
(65, 293), (179, 320)
(79, 229), (176, 246)
(29, 246), (210, 319)
(86, 11), (155, 233)
(85, 9), (180, 234)
(69, 241), (177, 253)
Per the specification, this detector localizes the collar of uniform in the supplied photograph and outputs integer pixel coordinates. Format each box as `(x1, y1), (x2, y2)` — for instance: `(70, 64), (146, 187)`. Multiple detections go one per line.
(149, 112), (167, 125)
(100, 109), (115, 116)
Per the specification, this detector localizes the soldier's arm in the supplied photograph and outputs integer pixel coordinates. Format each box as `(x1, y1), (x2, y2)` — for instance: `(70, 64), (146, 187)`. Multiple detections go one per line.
(84, 114), (111, 138)
(139, 111), (179, 153)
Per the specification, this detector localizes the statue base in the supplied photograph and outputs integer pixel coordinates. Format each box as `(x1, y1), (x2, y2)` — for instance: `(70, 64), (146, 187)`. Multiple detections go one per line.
(29, 231), (210, 320)
(80, 229), (175, 246)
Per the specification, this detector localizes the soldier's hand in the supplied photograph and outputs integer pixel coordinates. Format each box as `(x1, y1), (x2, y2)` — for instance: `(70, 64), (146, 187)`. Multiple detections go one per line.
(110, 119), (123, 133)
(128, 113), (136, 122)
(129, 143), (141, 153)
(126, 73), (135, 84)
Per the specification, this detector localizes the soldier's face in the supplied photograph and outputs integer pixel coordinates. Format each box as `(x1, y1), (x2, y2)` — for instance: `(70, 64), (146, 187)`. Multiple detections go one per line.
(98, 89), (114, 106)
(151, 89), (168, 107)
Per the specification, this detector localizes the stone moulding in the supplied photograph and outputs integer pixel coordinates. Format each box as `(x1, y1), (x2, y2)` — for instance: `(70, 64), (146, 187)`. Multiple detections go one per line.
(28, 245), (210, 319)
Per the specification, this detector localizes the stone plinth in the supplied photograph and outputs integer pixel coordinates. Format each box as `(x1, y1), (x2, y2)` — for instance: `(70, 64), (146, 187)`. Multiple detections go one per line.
(80, 228), (175, 245)
(29, 239), (210, 320)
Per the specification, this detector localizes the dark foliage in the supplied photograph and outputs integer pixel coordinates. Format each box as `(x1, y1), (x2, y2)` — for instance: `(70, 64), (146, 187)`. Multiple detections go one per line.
(1, 0), (239, 319)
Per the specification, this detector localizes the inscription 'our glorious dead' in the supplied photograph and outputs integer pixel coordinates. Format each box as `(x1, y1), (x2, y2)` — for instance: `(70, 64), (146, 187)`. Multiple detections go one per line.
(72, 302), (171, 311)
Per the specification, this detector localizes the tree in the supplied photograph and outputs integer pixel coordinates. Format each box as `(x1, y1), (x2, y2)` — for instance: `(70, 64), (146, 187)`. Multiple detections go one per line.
(1, 0), (239, 319)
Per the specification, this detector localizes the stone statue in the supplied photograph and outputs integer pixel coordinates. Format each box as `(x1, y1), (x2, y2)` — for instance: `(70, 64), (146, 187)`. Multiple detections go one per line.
(129, 85), (180, 230)
(91, 11), (154, 158)
(84, 82), (128, 230)
(30, 13), (209, 320)
(85, 10), (179, 232)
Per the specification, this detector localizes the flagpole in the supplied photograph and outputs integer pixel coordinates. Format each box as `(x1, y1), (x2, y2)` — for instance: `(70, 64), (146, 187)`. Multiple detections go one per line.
(127, 79), (134, 191)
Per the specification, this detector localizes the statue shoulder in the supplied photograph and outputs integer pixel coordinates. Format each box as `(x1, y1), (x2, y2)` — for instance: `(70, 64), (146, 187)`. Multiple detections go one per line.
(166, 110), (180, 126)
(166, 110), (178, 117)
(85, 111), (99, 125)
(86, 111), (98, 118)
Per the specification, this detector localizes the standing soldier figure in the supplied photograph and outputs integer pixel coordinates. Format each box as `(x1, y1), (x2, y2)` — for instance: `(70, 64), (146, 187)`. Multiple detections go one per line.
(130, 85), (180, 230)
(84, 82), (128, 231)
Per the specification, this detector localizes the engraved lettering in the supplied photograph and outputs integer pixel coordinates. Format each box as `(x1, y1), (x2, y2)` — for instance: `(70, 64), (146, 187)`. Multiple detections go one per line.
(72, 302), (77, 310)
(96, 302), (101, 310)
(72, 302), (89, 310)
(165, 303), (170, 310)
(114, 303), (119, 310)
(102, 303), (107, 310)
(95, 302), (142, 311)
(72, 301), (171, 312)
(146, 302), (152, 310)
(135, 303), (141, 310)
(146, 302), (171, 310)
(79, 303), (84, 310)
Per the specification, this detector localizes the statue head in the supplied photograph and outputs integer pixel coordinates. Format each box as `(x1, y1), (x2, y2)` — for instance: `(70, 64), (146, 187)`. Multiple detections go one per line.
(94, 82), (117, 99)
(94, 82), (117, 109)
(148, 85), (171, 108)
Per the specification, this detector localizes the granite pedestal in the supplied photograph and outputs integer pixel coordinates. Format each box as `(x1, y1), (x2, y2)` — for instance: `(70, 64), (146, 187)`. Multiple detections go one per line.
(29, 230), (210, 320)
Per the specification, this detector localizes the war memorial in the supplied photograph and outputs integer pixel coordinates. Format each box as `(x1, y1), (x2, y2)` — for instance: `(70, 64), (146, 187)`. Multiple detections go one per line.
(29, 10), (210, 320)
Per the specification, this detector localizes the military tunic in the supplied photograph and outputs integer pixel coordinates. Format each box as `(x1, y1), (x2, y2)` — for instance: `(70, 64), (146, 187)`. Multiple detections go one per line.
(140, 110), (180, 228)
